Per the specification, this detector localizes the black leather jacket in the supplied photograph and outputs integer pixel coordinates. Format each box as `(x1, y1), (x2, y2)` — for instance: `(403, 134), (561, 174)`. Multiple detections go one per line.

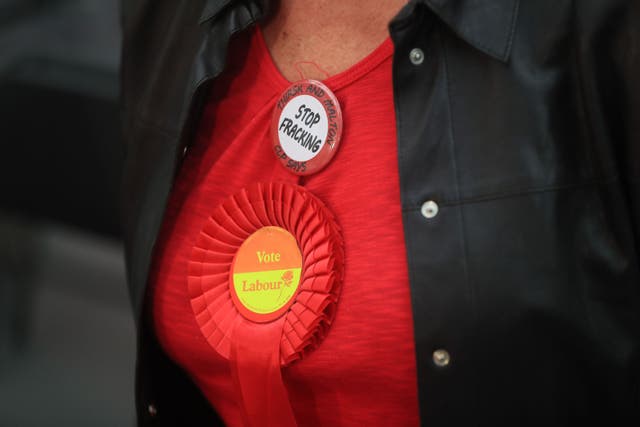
(121, 1), (640, 425)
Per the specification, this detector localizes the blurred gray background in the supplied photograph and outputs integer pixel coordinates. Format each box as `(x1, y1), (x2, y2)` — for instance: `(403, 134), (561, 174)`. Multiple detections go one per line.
(0, 0), (134, 425)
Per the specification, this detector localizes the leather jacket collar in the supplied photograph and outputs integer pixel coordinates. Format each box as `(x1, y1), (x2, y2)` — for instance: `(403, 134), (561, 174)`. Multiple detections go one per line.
(199, 0), (519, 61)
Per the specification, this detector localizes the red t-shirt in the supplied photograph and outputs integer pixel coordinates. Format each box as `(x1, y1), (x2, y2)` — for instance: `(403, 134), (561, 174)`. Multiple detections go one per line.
(150, 26), (420, 427)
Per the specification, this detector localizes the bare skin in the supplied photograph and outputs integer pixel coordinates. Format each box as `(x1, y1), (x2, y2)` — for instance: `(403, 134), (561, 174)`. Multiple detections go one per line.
(261, 0), (408, 81)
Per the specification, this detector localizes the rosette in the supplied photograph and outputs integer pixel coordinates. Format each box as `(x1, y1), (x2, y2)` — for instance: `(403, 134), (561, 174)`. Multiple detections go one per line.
(188, 182), (344, 426)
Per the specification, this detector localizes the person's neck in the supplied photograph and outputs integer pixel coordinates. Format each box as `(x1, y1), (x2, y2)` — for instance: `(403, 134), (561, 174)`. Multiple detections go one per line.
(261, 0), (407, 81)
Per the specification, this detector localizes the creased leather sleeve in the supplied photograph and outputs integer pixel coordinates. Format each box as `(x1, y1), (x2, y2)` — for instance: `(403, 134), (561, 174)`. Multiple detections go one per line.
(119, 0), (149, 131)
(578, 0), (640, 258)
(617, 1), (640, 254)
(609, 0), (640, 258)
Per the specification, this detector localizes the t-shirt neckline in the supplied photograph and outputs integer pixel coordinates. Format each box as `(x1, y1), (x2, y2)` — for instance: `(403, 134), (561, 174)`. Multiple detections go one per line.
(253, 24), (394, 92)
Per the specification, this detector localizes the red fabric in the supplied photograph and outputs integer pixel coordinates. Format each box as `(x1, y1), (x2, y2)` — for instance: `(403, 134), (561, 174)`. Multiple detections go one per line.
(150, 26), (420, 427)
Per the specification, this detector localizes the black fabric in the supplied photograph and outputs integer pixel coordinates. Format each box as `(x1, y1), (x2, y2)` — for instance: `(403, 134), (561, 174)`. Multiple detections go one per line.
(121, 0), (640, 425)
(135, 315), (224, 426)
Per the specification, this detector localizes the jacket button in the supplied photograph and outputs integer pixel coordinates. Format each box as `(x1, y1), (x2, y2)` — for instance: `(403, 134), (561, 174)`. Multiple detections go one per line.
(182, 145), (189, 158)
(420, 200), (439, 219)
(432, 349), (450, 367)
(148, 404), (158, 417)
(409, 48), (424, 65)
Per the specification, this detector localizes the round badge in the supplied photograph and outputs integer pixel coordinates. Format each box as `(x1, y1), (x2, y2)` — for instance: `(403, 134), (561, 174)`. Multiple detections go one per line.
(271, 80), (343, 175)
(230, 226), (303, 323)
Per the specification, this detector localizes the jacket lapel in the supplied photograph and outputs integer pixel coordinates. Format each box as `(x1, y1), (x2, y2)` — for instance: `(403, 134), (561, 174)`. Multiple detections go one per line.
(421, 0), (520, 61)
(126, 0), (269, 321)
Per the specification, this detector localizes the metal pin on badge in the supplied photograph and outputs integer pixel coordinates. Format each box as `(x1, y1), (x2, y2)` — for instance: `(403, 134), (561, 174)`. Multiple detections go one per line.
(271, 80), (343, 175)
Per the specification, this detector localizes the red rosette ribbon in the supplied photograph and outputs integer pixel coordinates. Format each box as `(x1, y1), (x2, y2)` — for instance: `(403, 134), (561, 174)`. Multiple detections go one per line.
(188, 182), (344, 427)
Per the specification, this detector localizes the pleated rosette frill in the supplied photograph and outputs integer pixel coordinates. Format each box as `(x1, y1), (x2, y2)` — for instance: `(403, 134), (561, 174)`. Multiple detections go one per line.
(187, 182), (344, 366)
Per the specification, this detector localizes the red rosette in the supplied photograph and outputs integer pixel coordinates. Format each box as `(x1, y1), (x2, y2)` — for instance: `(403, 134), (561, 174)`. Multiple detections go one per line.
(187, 182), (344, 366)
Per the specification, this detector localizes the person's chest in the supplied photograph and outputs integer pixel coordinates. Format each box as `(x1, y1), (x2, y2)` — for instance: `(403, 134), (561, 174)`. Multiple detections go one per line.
(149, 26), (421, 427)
(261, 0), (407, 81)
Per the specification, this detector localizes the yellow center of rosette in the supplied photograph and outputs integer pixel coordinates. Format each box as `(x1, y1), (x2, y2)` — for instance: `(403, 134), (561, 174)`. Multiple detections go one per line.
(230, 226), (302, 322)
